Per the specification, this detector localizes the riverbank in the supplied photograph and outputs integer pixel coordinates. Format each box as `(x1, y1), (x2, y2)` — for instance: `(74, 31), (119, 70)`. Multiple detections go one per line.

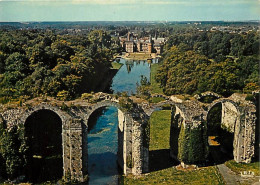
(150, 63), (163, 94)
(94, 62), (123, 92)
(122, 52), (159, 60)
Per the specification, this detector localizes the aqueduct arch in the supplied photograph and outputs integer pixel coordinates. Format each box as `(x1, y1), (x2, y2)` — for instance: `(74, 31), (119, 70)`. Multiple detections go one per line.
(0, 92), (257, 182)
(24, 109), (63, 182)
(82, 100), (134, 175)
(18, 104), (86, 181)
(206, 97), (256, 163)
(145, 100), (187, 162)
(206, 100), (239, 163)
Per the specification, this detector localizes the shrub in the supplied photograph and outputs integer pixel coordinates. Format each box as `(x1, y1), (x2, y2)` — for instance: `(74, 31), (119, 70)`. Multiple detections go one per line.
(119, 97), (134, 112)
(57, 90), (70, 101)
(81, 93), (93, 101)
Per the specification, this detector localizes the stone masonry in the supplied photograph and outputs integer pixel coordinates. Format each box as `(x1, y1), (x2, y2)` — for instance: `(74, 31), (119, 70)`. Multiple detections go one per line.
(0, 92), (257, 182)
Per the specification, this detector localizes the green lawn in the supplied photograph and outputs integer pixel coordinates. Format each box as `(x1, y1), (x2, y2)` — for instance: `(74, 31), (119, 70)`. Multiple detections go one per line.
(124, 166), (224, 185)
(225, 160), (260, 176)
(149, 110), (171, 150)
(150, 64), (163, 94)
(111, 62), (123, 70)
(123, 110), (225, 185)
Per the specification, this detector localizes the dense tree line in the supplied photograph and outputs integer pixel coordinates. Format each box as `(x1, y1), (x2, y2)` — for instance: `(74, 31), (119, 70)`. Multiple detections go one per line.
(156, 31), (259, 96)
(0, 29), (117, 102)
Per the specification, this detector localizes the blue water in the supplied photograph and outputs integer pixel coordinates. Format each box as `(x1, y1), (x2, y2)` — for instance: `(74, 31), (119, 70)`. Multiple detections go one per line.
(88, 58), (158, 185)
(111, 59), (152, 95)
(88, 107), (119, 185)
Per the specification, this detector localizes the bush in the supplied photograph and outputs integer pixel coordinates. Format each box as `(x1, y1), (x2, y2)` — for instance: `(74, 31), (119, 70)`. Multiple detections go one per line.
(57, 90), (70, 101)
(81, 93), (93, 101)
(119, 97), (134, 112)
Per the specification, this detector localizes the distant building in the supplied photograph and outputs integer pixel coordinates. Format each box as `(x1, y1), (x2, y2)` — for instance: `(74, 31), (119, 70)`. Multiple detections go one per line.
(152, 37), (166, 54)
(120, 32), (166, 54)
(125, 41), (134, 53)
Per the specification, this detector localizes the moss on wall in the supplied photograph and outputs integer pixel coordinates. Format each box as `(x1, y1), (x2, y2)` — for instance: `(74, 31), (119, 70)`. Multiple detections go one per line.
(178, 122), (208, 164)
(126, 154), (133, 168)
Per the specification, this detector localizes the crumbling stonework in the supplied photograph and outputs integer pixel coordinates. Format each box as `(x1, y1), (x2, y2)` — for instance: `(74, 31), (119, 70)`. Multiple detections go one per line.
(0, 92), (257, 181)
(221, 101), (238, 132)
(206, 94), (256, 163)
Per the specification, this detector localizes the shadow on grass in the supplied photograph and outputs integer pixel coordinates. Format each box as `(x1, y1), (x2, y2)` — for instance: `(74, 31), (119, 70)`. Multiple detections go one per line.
(149, 149), (179, 172)
(206, 146), (234, 166)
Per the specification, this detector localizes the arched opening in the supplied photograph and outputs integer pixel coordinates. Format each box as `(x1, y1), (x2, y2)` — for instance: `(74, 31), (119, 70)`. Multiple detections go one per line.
(207, 102), (236, 165)
(149, 104), (177, 172)
(24, 109), (63, 183)
(87, 106), (123, 184)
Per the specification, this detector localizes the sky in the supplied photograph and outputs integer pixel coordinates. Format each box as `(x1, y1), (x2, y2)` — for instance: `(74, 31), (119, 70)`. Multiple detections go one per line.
(0, 0), (259, 22)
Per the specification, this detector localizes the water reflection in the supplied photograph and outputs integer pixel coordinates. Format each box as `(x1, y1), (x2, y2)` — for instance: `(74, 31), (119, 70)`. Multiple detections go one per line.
(111, 58), (157, 95)
(88, 107), (120, 185)
(88, 58), (159, 185)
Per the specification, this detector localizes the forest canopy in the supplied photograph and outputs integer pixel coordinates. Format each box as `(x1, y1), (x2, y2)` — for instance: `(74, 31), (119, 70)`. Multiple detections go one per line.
(156, 30), (259, 96)
(0, 29), (118, 102)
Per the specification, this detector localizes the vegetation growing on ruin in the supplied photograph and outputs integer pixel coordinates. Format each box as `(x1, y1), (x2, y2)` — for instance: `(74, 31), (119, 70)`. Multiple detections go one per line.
(119, 94), (135, 112)
(178, 123), (208, 164)
(124, 110), (224, 184)
(0, 122), (28, 180)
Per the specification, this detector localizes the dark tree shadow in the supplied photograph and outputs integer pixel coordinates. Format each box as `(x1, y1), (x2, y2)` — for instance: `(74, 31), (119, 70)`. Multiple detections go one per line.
(149, 149), (179, 172)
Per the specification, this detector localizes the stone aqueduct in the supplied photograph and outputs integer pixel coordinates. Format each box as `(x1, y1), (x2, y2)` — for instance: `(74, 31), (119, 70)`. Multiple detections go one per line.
(0, 92), (257, 182)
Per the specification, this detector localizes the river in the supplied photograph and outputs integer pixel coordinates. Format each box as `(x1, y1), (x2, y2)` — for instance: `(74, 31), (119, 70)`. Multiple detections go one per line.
(87, 58), (158, 185)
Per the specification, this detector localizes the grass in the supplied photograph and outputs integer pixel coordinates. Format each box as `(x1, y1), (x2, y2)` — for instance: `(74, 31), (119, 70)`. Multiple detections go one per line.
(225, 160), (260, 176)
(150, 63), (163, 94)
(111, 62), (123, 70)
(123, 110), (225, 185)
(124, 166), (224, 185)
(149, 97), (166, 103)
(149, 110), (171, 150)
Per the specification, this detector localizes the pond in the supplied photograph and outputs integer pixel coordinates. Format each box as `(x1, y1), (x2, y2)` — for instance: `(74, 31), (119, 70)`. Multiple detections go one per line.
(87, 58), (158, 185)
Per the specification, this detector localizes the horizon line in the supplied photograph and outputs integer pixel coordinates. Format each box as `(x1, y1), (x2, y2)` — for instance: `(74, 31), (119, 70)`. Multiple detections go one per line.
(0, 20), (259, 23)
